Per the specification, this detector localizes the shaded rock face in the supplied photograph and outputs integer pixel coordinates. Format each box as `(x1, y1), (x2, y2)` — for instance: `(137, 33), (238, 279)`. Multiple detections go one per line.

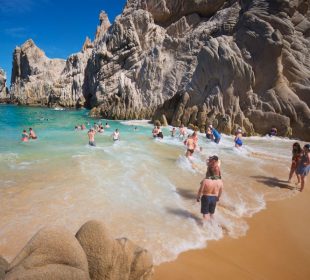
(0, 69), (9, 102)
(10, 0), (310, 139)
(2, 220), (153, 280)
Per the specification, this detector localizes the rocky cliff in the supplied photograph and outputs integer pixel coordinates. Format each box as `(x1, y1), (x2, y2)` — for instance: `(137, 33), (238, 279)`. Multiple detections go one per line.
(0, 69), (9, 102)
(10, 0), (310, 140)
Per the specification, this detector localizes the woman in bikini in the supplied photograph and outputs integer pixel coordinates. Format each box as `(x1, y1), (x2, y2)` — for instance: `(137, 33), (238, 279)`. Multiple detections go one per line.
(288, 142), (302, 183)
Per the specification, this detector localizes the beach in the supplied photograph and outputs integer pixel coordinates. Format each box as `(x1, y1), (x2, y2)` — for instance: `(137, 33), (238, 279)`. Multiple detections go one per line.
(153, 183), (310, 280)
(0, 105), (309, 277)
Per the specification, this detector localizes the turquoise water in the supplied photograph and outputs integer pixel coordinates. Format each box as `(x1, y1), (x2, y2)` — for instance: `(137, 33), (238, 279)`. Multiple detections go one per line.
(0, 105), (298, 264)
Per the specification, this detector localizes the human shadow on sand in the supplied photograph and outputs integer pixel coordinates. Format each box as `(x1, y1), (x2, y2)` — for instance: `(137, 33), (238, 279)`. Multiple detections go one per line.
(175, 188), (197, 201)
(166, 207), (203, 226)
(251, 176), (297, 190)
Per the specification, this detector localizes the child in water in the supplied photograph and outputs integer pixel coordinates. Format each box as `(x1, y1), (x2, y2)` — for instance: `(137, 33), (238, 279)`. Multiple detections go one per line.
(21, 130), (29, 142)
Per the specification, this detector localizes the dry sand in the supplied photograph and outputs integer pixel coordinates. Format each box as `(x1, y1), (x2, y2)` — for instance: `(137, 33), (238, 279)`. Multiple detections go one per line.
(153, 183), (310, 280)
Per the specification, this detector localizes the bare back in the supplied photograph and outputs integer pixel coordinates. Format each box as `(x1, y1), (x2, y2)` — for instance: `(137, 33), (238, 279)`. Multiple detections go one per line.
(198, 179), (223, 197)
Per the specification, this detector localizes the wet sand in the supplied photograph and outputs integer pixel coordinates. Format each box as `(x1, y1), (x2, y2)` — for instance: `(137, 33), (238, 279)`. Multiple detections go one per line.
(153, 183), (310, 280)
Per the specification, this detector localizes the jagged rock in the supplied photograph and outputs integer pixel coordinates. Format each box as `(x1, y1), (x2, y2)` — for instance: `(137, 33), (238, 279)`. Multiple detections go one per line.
(76, 220), (153, 280)
(0, 256), (8, 280)
(0, 69), (9, 102)
(9, 0), (310, 140)
(5, 227), (90, 280)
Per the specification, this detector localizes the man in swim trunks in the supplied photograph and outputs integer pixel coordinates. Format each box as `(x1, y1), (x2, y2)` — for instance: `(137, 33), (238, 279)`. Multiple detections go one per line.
(234, 128), (243, 148)
(88, 128), (96, 146)
(196, 177), (223, 220)
(29, 128), (37, 139)
(184, 134), (196, 157)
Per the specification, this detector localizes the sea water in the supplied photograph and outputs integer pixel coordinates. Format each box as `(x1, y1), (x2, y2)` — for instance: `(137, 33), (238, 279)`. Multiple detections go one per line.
(0, 104), (300, 264)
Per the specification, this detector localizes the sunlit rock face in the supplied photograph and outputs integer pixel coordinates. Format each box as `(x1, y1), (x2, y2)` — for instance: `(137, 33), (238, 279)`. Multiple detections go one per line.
(10, 1), (310, 139)
(0, 68), (9, 102)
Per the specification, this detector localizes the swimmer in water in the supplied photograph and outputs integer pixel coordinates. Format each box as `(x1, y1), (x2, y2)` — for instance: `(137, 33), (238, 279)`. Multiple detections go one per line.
(21, 130), (29, 142)
(88, 128), (96, 146)
(171, 127), (176, 137)
(234, 128), (243, 148)
(105, 122), (110, 128)
(112, 128), (120, 141)
(29, 128), (37, 139)
(184, 134), (196, 158)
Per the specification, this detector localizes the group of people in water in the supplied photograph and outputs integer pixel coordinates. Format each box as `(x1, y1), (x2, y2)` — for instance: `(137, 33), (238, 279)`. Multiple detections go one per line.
(21, 128), (37, 142)
(87, 121), (120, 147)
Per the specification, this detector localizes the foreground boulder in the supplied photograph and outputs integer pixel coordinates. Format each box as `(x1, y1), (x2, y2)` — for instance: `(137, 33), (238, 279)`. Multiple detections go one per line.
(5, 227), (90, 280)
(76, 220), (153, 280)
(0, 256), (8, 280)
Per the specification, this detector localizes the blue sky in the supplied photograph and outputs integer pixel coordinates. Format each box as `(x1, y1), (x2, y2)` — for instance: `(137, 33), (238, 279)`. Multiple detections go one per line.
(0, 0), (126, 85)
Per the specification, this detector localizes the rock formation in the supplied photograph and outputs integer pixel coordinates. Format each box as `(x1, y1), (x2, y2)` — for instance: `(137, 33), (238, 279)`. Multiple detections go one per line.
(9, 0), (310, 140)
(0, 69), (9, 102)
(2, 220), (153, 280)
(76, 220), (153, 280)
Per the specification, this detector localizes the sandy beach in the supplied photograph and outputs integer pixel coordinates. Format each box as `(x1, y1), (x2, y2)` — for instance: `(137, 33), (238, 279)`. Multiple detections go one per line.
(153, 183), (310, 280)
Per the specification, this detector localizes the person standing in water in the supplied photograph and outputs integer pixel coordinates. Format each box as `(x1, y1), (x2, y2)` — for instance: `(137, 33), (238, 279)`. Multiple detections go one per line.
(171, 127), (176, 137)
(88, 128), (96, 146)
(29, 128), (37, 139)
(296, 144), (310, 192)
(21, 130), (29, 142)
(112, 129), (120, 141)
(179, 124), (187, 139)
(288, 142), (302, 184)
(206, 125), (213, 140)
(209, 125), (221, 144)
(184, 134), (196, 158)
(234, 128), (243, 148)
(206, 155), (221, 179)
(196, 177), (223, 221)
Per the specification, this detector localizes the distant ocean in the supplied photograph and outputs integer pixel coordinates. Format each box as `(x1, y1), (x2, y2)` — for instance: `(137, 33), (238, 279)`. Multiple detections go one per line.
(0, 104), (298, 264)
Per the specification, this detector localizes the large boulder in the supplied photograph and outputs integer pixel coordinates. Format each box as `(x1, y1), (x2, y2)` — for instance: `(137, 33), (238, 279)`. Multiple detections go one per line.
(76, 220), (153, 280)
(0, 256), (8, 280)
(5, 227), (90, 280)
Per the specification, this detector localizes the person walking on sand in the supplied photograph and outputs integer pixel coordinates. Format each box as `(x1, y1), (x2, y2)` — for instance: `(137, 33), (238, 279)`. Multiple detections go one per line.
(234, 128), (243, 148)
(88, 128), (96, 146)
(21, 129), (29, 142)
(29, 128), (37, 139)
(288, 142), (302, 184)
(196, 177), (223, 221)
(296, 144), (310, 192)
(112, 128), (120, 141)
(184, 134), (196, 158)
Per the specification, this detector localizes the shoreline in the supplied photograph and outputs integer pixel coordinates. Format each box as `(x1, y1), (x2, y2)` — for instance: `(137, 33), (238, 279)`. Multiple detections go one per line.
(153, 185), (310, 280)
